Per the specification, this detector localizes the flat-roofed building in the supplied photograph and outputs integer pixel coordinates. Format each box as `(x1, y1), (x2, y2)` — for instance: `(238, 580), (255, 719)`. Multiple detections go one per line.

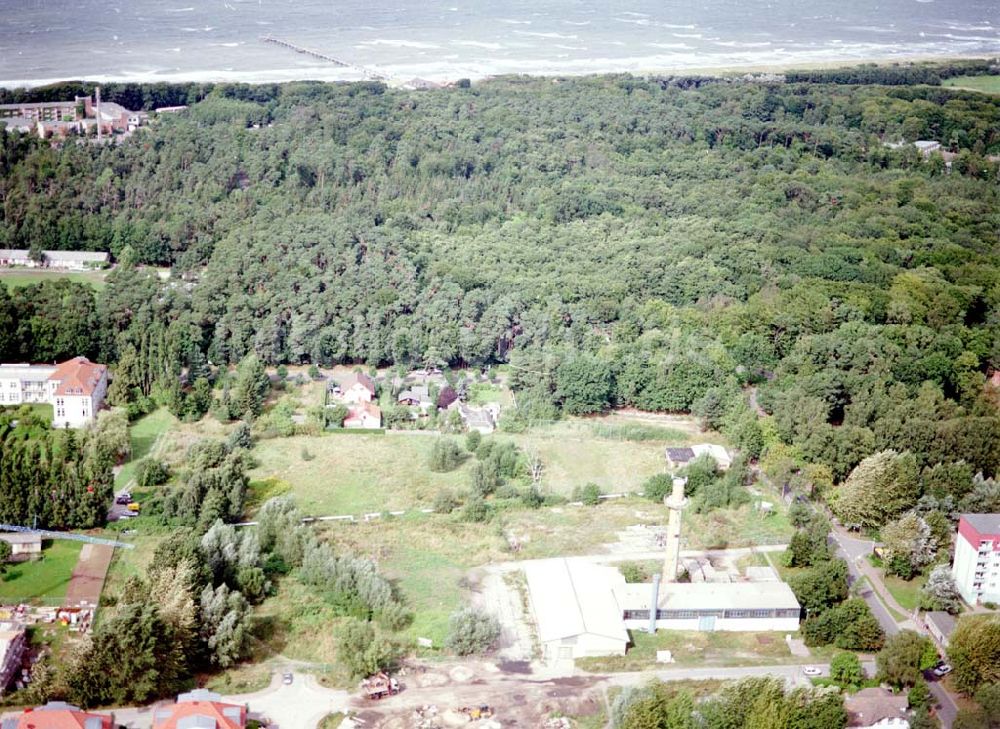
(0, 533), (42, 561)
(0, 249), (108, 270)
(952, 513), (1000, 606)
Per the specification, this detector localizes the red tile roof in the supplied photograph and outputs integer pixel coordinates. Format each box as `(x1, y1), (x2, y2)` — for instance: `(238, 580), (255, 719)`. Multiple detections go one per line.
(11, 702), (113, 729)
(153, 700), (246, 729)
(50, 357), (106, 397)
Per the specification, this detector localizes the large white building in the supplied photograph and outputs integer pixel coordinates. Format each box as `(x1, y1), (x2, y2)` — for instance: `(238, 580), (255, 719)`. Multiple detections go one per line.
(0, 249), (108, 271)
(952, 513), (1000, 606)
(0, 357), (108, 428)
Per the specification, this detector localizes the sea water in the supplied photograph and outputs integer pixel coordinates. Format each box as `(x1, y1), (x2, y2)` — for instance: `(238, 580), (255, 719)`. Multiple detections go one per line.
(0, 0), (997, 86)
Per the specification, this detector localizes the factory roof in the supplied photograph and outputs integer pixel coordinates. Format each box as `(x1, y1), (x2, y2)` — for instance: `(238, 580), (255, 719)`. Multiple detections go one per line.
(523, 558), (629, 644)
(615, 580), (800, 612)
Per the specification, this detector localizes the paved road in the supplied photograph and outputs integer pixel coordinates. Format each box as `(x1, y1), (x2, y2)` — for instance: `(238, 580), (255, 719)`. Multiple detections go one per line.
(829, 529), (959, 728)
(605, 660), (877, 689)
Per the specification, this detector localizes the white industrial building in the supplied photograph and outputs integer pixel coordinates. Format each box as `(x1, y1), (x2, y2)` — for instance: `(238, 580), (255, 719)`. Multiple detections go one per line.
(522, 464), (800, 660)
(0, 249), (108, 271)
(523, 559), (629, 660)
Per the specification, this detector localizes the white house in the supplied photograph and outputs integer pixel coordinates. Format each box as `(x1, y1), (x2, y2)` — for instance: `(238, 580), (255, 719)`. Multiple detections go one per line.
(952, 513), (1000, 605)
(338, 372), (376, 404)
(523, 559), (630, 661)
(0, 533), (42, 562)
(0, 357), (108, 428)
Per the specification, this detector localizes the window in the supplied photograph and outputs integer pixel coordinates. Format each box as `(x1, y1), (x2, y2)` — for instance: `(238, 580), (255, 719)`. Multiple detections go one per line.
(623, 610), (650, 620)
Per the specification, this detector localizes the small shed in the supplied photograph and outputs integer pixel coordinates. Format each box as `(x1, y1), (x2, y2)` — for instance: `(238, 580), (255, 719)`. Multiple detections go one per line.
(0, 533), (41, 562)
(665, 447), (695, 471)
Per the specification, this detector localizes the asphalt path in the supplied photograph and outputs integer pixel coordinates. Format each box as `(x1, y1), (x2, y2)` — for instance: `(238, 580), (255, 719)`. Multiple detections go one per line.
(829, 530), (959, 728)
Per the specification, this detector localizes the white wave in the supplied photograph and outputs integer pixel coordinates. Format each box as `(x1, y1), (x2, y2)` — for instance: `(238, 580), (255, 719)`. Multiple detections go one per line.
(927, 32), (1000, 41)
(661, 23), (697, 29)
(514, 31), (579, 40)
(672, 33), (702, 39)
(498, 18), (531, 25)
(714, 40), (772, 47)
(360, 39), (442, 49)
(620, 11), (650, 17)
(169, 47), (181, 52)
(165, 7), (194, 12)
(647, 42), (693, 49)
(563, 21), (591, 26)
(216, 42), (241, 47)
(944, 22), (994, 31)
(616, 18), (650, 26)
(454, 40), (504, 49)
(554, 44), (587, 50)
(845, 25), (899, 34)
(180, 27), (200, 32)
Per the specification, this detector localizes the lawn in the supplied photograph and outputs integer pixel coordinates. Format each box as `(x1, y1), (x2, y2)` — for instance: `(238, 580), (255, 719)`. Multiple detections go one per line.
(0, 403), (53, 422)
(115, 408), (177, 491)
(0, 540), (83, 604)
(576, 629), (796, 672)
(883, 572), (926, 612)
(0, 269), (108, 291)
(943, 75), (1000, 94)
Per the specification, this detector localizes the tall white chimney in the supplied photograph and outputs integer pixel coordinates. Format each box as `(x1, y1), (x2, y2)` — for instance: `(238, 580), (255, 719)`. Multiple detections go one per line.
(95, 86), (102, 142)
(662, 476), (688, 583)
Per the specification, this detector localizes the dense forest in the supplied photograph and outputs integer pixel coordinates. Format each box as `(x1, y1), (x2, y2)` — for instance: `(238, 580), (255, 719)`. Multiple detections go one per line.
(1, 67), (999, 495)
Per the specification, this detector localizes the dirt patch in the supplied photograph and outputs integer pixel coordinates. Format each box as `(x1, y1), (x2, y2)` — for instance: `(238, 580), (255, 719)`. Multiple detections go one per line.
(64, 544), (114, 607)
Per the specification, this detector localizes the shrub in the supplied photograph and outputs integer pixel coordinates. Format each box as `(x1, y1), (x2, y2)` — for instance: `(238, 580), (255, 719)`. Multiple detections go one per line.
(619, 562), (652, 583)
(432, 489), (460, 514)
(336, 619), (397, 678)
(830, 651), (864, 686)
(460, 495), (491, 523)
(445, 606), (501, 656)
(465, 430), (482, 452)
(642, 474), (672, 502)
(308, 364), (320, 380)
(429, 438), (463, 472)
(575, 482), (602, 506)
(135, 459), (170, 489)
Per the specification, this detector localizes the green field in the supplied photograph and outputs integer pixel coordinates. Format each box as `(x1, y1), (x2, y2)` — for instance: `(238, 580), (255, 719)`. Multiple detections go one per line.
(883, 572), (926, 612)
(943, 75), (1000, 94)
(0, 541), (83, 604)
(249, 417), (696, 515)
(115, 408), (177, 491)
(0, 269), (108, 291)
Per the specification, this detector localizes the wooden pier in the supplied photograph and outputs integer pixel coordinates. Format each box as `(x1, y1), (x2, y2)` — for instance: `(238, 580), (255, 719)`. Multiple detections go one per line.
(259, 35), (388, 80)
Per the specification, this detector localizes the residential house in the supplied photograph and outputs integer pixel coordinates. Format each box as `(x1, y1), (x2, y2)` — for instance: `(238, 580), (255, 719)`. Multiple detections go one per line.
(913, 140), (942, 157)
(448, 401), (499, 434)
(152, 689), (246, 729)
(924, 611), (956, 648)
(844, 687), (909, 729)
(665, 447), (696, 471)
(0, 357), (108, 428)
(0, 533), (42, 561)
(0, 626), (25, 696)
(344, 402), (382, 429)
(338, 372), (376, 404)
(665, 444), (732, 471)
(951, 513), (1000, 605)
(1, 701), (113, 729)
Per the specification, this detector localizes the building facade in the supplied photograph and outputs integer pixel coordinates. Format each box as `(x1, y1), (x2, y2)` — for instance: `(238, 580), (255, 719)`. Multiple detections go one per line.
(0, 357), (108, 428)
(952, 514), (1000, 605)
(0, 249), (109, 270)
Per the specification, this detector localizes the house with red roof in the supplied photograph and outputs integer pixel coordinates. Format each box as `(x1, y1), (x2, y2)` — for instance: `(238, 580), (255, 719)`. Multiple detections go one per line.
(152, 689), (246, 729)
(0, 357), (107, 428)
(338, 372), (376, 405)
(344, 401), (382, 429)
(1, 701), (113, 729)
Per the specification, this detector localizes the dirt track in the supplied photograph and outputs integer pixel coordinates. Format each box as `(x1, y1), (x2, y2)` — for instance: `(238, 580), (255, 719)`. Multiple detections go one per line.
(64, 543), (114, 606)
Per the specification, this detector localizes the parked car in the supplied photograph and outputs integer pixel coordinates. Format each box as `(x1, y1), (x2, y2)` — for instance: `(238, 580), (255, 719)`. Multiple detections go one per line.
(932, 664), (953, 677)
(127, 502), (141, 512)
(115, 494), (132, 505)
(802, 666), (823, 677)
(282, 672), (293, 685)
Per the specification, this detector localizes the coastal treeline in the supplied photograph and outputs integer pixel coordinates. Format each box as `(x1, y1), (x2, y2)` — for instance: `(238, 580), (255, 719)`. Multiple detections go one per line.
(1, 71), (998, 496)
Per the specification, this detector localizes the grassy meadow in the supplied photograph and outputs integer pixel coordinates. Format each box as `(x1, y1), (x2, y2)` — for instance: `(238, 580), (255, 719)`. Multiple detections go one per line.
(942, 75), (1000, 94)
(0, 269), (108, 291)
(0, 540), (83, 603)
